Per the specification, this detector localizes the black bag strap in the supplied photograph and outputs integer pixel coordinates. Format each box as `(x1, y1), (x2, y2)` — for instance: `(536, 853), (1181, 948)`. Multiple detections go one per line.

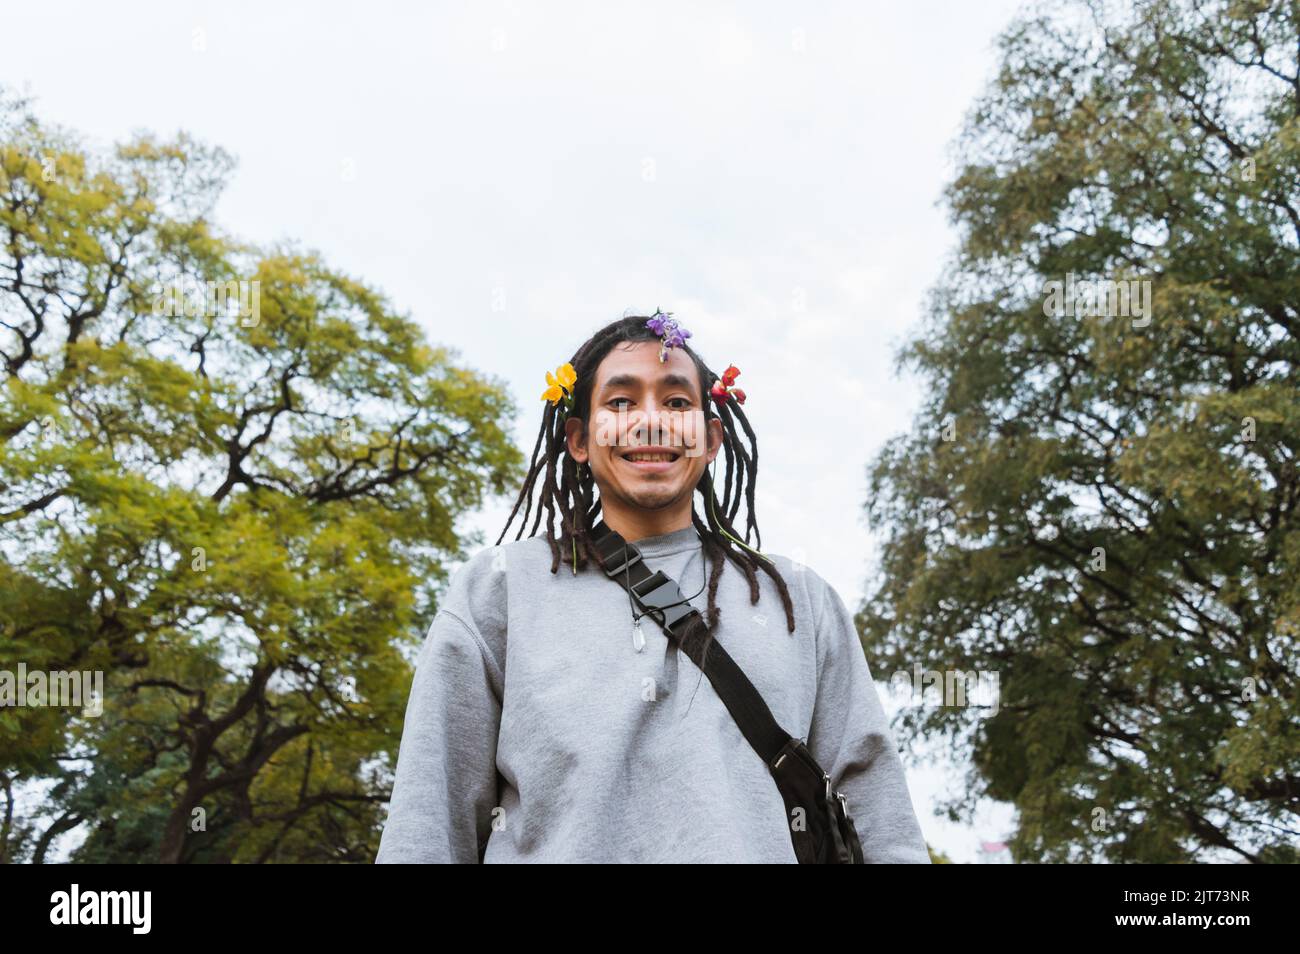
(588, 519), (865, 862)
(589, 519), (790, 764)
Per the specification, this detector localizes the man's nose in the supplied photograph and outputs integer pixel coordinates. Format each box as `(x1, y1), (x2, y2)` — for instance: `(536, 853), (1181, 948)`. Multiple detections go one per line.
(630, 404), (678, 441)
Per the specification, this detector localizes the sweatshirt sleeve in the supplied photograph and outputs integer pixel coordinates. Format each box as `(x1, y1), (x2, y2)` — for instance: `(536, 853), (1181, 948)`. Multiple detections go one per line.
(375, 572), (504, 863)
(805, 572), (931, 864)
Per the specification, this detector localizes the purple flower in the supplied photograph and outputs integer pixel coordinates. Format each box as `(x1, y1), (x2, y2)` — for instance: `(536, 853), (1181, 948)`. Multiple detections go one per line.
(645, 309), (691, 362)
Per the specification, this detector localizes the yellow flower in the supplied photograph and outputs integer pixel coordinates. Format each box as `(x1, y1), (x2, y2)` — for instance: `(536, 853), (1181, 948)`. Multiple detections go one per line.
(541, 362), (577, 406)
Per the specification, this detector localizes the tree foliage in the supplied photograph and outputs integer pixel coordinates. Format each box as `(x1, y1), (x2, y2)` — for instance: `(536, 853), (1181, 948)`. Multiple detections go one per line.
(0, 90), (523, 862)
(862, 0), (1299, 862)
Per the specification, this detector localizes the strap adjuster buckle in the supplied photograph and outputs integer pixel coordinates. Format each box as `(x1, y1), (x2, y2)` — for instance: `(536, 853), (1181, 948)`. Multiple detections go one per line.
(602, 547), (642, 578)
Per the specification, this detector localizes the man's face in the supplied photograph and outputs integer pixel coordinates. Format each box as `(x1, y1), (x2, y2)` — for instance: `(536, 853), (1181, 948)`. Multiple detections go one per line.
(567, 340), (722, 517)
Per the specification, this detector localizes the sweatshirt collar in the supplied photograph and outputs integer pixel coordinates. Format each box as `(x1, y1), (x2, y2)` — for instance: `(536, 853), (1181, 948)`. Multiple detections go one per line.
(621, 523), (702, 557)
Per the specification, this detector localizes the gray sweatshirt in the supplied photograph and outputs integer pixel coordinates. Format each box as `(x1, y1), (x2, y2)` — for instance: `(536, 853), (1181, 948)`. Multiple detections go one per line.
(374, 524), (931, 863)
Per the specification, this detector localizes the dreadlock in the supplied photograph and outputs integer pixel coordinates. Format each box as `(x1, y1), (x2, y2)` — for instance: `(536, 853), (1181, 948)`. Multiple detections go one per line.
(497, 314), (798, 669)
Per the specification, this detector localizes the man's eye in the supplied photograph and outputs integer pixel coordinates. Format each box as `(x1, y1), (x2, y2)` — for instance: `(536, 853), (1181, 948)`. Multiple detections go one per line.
(608, 396), (691, 409)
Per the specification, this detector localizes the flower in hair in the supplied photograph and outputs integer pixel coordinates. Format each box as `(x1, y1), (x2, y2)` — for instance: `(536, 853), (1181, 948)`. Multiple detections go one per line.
(645, 308), (691, 362)
(541, 362), (577, 416)
(709, 364), (745, 405)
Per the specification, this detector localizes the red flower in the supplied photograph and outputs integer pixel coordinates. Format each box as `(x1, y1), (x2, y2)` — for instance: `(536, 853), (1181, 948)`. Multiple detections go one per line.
(711, 365), (746, 406)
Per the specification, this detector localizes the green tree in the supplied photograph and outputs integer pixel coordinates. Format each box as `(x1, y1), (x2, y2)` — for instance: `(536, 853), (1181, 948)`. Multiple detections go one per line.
(0, 90), (523, 862)
(863, 0), (1298, 863)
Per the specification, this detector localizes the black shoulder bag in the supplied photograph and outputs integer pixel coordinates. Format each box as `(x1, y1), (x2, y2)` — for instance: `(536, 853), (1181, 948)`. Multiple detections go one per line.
(589, 520), (865, 864)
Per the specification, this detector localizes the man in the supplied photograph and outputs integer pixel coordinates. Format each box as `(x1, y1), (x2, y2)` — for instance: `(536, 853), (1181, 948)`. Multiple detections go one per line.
(375, 313), (930, 863)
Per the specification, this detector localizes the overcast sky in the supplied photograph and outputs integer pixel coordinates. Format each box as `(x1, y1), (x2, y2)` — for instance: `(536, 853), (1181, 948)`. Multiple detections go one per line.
(6, 0), (1029, 862)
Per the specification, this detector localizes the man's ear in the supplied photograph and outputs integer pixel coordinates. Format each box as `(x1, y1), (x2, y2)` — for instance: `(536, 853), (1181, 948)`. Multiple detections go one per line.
(565, 415), (587, 464)
(706, 416), (724, 465)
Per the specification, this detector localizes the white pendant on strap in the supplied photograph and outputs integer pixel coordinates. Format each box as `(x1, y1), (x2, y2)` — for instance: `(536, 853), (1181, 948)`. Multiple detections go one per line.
(631, 618), (646, 653)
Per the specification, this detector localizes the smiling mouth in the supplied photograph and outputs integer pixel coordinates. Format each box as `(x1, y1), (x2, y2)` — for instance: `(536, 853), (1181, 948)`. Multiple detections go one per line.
(618, 448), (682, 470)
(620, 451), (681, 462)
